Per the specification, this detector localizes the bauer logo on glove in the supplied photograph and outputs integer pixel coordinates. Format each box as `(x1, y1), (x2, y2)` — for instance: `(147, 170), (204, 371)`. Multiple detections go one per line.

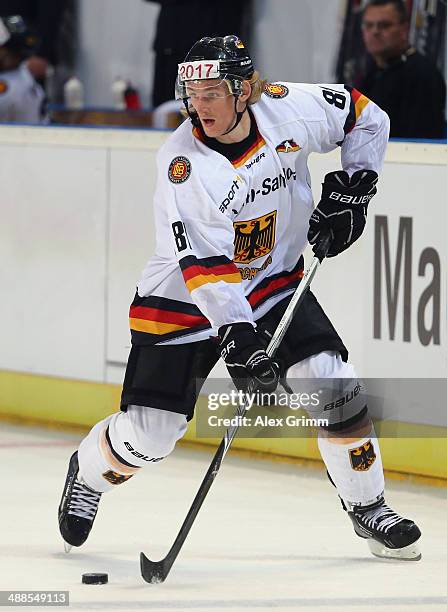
(328, 191), (376, 205)
(308, 169), (378, 258)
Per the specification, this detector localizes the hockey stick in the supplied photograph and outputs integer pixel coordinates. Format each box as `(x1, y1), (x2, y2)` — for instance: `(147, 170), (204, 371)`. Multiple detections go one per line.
(140, 231), (333, 583)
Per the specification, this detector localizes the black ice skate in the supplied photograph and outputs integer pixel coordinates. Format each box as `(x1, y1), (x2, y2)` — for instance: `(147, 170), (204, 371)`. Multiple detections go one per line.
(347, 497), (421, 560)
(58, 451), (102, 553)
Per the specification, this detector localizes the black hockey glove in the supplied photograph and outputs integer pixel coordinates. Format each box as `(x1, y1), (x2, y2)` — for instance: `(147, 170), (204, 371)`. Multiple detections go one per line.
(308, 169), (378, 258)
(218, 322), (280, 394)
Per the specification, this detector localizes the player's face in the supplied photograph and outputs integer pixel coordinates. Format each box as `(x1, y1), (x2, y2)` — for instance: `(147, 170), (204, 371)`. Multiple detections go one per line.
(362, 5), (408, 59)
(186, 80), (237, 137)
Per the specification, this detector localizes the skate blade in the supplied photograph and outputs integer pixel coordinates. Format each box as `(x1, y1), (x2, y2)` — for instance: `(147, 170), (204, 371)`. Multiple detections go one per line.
(64, 542), (72, 554)
(368, 538), (421, 561)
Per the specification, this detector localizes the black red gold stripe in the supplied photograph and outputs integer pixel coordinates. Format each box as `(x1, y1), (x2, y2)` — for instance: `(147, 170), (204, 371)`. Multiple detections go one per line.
(192, 125), (265, 168)
(247, 257), (304, 311)
(179, 255), (241, 291)
(192, 126), (205, 142)
(343, 86), (370, 135)
(130, 305), (207, 334)
(129, 259), (305, 344)
(129, 294), (210, 342)
(231, 131), (266, 168)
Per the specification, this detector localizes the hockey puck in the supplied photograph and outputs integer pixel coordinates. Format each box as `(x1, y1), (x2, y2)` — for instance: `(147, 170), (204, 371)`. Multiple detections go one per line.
(82, 573), (108, 585)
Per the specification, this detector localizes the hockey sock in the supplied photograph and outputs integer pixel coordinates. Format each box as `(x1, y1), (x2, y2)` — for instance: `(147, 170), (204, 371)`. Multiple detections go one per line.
(318, 426), (385, 507)
(78, 414), (139, 493)
(78, 406), (188, 493)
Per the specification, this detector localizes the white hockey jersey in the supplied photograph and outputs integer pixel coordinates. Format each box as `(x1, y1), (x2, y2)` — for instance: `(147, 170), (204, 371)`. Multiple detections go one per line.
(0, 63), (45, 124)
(131, 82), (389, 345)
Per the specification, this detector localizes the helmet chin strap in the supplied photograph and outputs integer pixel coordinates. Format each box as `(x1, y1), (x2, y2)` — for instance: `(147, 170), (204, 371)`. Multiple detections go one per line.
(183, 99), (200, 128)
(221, 96), (247, 135)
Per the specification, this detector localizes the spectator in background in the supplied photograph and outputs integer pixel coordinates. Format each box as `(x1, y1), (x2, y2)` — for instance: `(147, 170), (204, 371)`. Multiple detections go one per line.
(356, 0), (446, 139)
(144, 0), (251, 108)
(0, 0), (71, 90)
(0, 15), (45, 123)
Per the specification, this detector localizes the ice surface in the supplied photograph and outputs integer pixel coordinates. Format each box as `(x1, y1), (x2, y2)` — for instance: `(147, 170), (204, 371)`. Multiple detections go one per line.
(1, 423), (446, 611)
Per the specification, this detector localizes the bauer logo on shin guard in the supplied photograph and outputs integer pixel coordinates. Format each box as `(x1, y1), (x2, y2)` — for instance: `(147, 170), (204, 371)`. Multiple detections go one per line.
(124, 441), (164, 463)
(349, 440), (376, 472)
(324, 382), (362, 411)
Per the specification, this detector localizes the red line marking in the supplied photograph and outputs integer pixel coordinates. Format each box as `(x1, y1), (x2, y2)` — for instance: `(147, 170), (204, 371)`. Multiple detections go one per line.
(0, 440), (77, 449)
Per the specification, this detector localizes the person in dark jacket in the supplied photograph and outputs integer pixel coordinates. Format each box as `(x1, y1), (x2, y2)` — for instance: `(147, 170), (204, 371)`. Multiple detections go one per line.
(144, 0), (251, 108)
(357, 0), (446, 139)
(0, 0), (69, 81)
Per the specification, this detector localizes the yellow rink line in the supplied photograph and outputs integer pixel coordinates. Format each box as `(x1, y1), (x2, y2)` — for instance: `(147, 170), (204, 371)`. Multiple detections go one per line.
(1, 370), (446, 486)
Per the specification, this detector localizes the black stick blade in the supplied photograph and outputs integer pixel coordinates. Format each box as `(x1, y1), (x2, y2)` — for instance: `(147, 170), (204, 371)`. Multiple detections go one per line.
(140, 552), (168, 584)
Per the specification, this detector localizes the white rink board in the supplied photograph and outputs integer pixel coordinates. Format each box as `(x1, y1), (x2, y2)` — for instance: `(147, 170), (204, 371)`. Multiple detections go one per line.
(0, 142), (108, 380)
(0, 125), (446, 419)
(107, 149), (158, 367)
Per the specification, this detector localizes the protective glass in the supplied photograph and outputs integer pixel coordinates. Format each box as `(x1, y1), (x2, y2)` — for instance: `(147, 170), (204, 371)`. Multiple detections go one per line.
(175, 75), (241, 102)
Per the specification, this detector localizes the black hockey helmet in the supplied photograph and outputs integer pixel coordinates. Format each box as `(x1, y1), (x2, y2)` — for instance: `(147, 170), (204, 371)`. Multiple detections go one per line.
(185, 35), (254, 80)
(175, 35), (254, 100)
(0, 15), (39, 58)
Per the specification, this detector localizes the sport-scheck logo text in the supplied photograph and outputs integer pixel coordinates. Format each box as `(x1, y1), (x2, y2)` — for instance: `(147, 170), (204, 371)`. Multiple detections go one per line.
(219, 176), (244, 213)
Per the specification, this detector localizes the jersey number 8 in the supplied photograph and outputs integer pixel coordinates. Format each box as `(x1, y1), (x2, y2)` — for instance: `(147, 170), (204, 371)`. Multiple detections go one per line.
(172, 221), (191, 252)
(322, 89), (346, 110)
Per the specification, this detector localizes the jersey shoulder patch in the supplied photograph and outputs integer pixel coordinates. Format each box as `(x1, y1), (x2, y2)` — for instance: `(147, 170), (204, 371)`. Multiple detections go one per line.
(263, 83), (289, 99)
(0, 80), (9, 95)
(168, 156), (191, 184)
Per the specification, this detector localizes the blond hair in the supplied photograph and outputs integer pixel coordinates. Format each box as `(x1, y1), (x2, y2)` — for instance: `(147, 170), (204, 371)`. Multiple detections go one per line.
(247, 71), (268, 105)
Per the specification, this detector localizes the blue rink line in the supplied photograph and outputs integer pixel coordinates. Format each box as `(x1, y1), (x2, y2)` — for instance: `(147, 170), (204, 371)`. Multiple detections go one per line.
(2, 120), (447, 140)
(52, 123), (174, 132)
(70, 596), (447, 609)
(0, 121), (173, 132)
(390, 137), (447, 144)
(48, 104), (156, 112)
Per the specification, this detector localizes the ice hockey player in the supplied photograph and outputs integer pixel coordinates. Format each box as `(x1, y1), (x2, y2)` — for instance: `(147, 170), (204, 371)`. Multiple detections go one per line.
(0, 15), (45, 124)
(59, 35), (421, 561)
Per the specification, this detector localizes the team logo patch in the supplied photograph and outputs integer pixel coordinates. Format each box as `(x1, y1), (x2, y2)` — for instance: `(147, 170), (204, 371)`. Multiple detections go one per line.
(0, 80), (8, 95)
(349, 440), (376, 472)
(264, 83), (289, 99)
(168, 156), (191, 184)
(233, 211), (277, 264)
(102, 470), (134, 485)
(276, 139), (301, 154)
